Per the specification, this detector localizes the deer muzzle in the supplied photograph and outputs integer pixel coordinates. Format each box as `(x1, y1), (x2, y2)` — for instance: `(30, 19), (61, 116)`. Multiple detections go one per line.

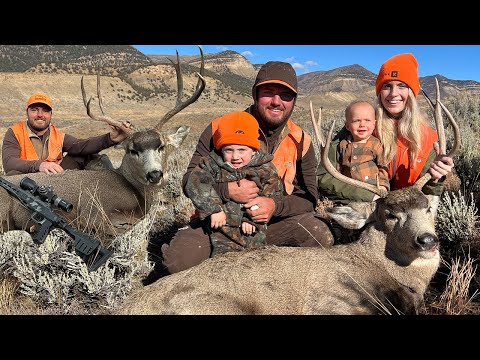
(147, 170), (163, 184)
(416, 233), (439, 251)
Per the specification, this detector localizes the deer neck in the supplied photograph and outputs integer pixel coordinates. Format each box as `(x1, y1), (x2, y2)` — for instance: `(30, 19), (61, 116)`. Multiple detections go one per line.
(113, 165), (141, 202)
(116, 164), (166, 212)
(359, 226), (440, 295)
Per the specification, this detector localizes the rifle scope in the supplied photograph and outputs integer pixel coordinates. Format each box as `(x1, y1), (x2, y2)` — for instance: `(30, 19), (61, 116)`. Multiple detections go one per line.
(20, 177), (74, 213)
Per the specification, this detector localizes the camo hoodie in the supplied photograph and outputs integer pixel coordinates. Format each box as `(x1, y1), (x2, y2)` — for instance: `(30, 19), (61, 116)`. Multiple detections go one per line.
(185, 149), (284, 255)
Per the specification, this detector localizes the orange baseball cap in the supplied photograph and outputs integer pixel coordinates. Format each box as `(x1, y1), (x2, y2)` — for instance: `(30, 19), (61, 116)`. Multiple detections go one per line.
(26, 93), (53, 110)
(375, 53), (420, 97)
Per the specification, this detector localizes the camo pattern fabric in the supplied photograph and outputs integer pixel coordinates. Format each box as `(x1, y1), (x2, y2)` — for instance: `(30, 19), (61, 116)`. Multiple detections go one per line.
(185, 149), (284, 256)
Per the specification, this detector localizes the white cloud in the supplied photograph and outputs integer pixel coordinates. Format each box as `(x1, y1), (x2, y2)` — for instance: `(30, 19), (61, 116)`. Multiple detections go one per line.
(241, 51), (254, 58)
(292, 60), (319, 74)
(215, 45), (229, 52)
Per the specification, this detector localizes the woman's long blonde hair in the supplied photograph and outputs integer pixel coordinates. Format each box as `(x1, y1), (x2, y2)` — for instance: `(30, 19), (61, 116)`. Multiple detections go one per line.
(375, 88), (427, 165)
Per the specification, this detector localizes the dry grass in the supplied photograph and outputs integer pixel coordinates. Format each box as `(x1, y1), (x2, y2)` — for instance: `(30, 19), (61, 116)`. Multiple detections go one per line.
(424, 255), (479, 315)
(0, 277), (18, 314)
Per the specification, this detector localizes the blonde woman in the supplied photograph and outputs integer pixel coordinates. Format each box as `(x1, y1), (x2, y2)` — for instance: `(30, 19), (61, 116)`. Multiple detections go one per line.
(318, 53), (454, 202)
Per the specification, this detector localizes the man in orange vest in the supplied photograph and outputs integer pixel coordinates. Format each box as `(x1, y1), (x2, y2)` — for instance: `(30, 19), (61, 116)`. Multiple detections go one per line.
(160, 61), (335, 276)
(2, 92), (131, 175)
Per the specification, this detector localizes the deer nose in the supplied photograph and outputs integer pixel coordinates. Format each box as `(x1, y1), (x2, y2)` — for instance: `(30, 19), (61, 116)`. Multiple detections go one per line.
(416, 233), (439, 250)
(147, 170), (163, 184)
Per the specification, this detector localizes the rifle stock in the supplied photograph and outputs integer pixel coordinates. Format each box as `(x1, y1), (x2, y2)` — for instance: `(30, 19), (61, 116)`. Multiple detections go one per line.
(0, 176), (112, 271)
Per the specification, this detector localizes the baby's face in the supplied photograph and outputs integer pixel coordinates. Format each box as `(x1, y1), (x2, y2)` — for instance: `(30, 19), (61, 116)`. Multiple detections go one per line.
(222, 144), (256, 168)
(346, 103), (376, 142)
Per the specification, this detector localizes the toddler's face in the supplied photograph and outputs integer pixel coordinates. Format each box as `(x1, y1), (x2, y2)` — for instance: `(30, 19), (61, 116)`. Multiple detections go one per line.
(346, 103), (376, 142)
(222, 144), (255, 168)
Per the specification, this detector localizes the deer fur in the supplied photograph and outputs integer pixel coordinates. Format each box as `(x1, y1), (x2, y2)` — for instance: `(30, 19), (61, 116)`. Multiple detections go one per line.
(116, 186), (440, 315)
(0, 47), (205, 236)
(117, 78), (458, 315)
(0, 126), (189, 235)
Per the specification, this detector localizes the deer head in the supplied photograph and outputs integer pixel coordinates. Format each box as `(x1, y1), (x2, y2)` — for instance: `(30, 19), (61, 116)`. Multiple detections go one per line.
(79, 46), (206, 192)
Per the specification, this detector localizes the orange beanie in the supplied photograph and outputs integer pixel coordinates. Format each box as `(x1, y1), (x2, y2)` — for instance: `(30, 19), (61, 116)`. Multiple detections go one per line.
(375, 53), (420, 97)
(213, 111), (260, 150)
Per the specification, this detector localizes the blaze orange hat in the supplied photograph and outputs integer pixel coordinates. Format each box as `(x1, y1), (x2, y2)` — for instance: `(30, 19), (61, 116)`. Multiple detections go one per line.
(375, 53), (420, 97)
(26, 93), (53, 110)
(213, 111), (260, 150)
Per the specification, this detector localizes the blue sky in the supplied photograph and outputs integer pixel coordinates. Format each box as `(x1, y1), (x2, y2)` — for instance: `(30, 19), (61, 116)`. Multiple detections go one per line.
(133, 45), (480, 82)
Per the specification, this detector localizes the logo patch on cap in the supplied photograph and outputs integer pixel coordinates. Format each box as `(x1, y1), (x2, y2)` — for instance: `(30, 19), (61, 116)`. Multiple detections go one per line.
(235, 130), (245, 134)
(391, 71), (398, 78)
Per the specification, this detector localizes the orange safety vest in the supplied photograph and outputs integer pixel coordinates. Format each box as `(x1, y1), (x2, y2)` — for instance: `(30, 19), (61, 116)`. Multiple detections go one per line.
(10, 121), (65, 162)
(388, 123), (438, 190)
(212, 118), (311, 194)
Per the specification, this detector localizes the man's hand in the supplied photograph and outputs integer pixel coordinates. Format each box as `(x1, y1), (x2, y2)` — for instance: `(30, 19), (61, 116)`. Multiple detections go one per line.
(228, 178), (259, 203)
(39, 161), (64, 174)
(244, 197), (275, 224)
(109, 121), (133, 143)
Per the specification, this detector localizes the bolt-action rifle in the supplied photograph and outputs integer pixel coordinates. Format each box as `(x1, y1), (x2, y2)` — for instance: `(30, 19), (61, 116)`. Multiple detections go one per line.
(0, 176), (112, 271)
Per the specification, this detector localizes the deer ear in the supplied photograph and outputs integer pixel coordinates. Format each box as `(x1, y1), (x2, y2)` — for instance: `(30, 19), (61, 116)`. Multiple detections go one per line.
(326, 202), (377, 230)
(166, 125), (190, 148)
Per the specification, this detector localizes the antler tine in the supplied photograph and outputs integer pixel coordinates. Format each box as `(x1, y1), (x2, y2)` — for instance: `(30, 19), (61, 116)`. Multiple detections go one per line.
(438, 100), (461, 158)
(433, 77), (446, 154)
(315, 108), (387, 198)
(310, 101), (324, 148)
(80, 75), (135, 136)
(97, 71), (106, 116)
(415, 77), (461, 190)
(155, 45), (206, 131)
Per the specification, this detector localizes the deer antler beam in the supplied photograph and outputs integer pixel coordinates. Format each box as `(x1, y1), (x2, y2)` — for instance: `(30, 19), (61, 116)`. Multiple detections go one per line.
(415, 77), (461, 189)
(155, 46), (206, 130)
(81, 75), (135, 136)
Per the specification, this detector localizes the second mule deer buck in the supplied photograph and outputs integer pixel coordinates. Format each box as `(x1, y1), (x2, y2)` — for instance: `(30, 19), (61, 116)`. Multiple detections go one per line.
(117, 79), (459, 315)
(0, 48), (206, 237)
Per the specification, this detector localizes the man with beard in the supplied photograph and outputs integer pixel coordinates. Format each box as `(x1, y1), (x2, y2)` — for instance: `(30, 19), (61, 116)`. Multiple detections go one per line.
(2, 92), (130, 175)
(161, 61), (335, 275)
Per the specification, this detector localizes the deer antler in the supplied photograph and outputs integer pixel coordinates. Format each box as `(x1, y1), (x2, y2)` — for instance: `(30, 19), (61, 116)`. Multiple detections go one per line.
(154, 45), (206, 131)
(310, 101), (388, 198)
(414, 77), (461, 189)
(81, 73), (135, 136)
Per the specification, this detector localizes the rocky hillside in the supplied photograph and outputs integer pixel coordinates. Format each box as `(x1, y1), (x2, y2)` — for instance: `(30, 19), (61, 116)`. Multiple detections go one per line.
(0, 45), (478, 138)
(0, 45), (151, 76)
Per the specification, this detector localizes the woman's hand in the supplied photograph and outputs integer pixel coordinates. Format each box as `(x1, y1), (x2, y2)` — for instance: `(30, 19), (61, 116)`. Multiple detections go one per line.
(429, 142), (455, 180)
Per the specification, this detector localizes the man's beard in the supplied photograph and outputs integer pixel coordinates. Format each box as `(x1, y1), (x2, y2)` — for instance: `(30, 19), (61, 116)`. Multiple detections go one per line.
(28, 119), (49, 132)
(257, 106), (293, 131)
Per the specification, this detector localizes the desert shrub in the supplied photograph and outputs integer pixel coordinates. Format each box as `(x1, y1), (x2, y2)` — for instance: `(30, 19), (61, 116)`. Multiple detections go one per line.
(444, 94), (480, 196)
(0, 202), (159, 314)
(437, 191), (479, 245)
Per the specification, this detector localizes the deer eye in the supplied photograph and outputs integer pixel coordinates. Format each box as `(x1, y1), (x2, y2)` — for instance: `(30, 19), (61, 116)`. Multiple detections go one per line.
(129, 149), (139, 156)
(385, 210), (399, 222)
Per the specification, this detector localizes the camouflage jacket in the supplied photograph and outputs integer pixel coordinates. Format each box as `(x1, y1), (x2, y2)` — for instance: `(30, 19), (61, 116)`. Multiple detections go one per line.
(185, 149), (284, 254)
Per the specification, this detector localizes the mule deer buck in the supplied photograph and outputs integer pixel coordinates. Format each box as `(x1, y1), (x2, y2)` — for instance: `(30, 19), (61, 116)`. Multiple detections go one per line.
(117, 79), (459, 315)
(0, 48), (206, 237)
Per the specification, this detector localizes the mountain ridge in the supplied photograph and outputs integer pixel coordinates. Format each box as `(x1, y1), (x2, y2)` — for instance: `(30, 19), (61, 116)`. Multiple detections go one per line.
(0, 45), (477, 138)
